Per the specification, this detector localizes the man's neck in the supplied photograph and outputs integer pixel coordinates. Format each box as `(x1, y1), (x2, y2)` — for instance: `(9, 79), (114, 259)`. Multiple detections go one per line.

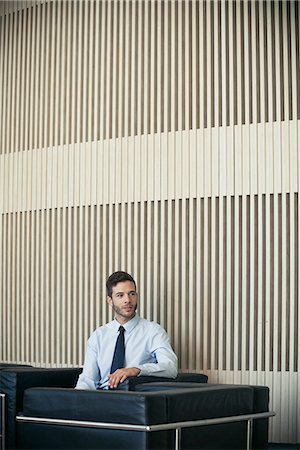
(115, 313), (136, 325)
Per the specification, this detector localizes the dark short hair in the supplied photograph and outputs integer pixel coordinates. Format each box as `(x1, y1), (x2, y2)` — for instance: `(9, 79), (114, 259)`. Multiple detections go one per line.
(106, 271), (136, 297)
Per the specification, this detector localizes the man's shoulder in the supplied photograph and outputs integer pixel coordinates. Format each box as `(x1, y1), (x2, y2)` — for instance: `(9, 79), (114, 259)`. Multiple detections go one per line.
(138, 317), (166, 333)
(89, 320), (115, 338)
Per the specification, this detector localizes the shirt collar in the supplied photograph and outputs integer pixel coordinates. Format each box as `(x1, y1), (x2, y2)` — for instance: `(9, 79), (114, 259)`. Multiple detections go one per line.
(112, 314), (140, 334)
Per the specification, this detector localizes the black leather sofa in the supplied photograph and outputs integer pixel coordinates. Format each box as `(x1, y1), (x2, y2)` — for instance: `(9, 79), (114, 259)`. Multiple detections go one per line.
(16, 383), (272, 450)
(0, 365), (273, 450)
(0, 366), (207, 450)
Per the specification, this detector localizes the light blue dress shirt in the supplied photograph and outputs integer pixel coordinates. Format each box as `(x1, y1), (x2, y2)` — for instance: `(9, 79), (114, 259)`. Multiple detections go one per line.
(76, 314), (178, 390)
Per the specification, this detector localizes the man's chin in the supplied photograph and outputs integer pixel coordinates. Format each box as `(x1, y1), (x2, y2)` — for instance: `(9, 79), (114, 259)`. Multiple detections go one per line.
(122, 310), (136, 319)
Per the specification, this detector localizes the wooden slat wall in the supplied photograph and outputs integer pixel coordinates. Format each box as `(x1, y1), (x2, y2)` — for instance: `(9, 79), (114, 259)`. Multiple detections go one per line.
(0, 0), (299, 443)
(0, 0), (299, 153)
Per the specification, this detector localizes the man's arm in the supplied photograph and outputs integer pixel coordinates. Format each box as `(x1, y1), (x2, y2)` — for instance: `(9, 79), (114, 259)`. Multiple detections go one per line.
(108, 323), (177, 389)
(75, 337), (100, 390)
(136, 325), (178, 378)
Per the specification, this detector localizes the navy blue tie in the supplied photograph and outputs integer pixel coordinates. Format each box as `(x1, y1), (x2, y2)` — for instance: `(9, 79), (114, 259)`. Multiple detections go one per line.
(110, 326), (125, 373)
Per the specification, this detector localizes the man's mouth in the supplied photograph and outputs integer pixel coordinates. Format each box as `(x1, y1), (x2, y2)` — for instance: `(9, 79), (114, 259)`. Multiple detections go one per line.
(123, 305), (134, 311)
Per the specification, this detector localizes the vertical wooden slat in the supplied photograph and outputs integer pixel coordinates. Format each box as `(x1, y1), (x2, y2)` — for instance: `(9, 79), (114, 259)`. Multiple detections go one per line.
(241, 195), (247, 371)
(93, 0), (100, 142)
(10, 10), (17, 153)
(77, 205), (83, 363)
(273, 194), (279, 373)
(1, 12), (7, 152)
(15, 211), (20, 362)
(110, 0), (117, 140)
(290, 1), (297, 124)
(48, 1), (55, 149)
(87, 1), (94, 143)
(166, 199), (173, 345)
(28, 3), (35, 150)
(210, 196), (216, 370)
(54, 207), (60, 365)
(298, 190), (300, 445)
(94, 204), (101, 332)
(6, 213), (12, 361)
(170, 1), (175, 132)
(2, 215), (7, 360)
(29, 209), (34, 362)
(225, 196), (231, 371)
(188, 197), (195, 370)
(58, 1), (65, 147)
(0, 214), (3, 360)
(133, 200), (139, 306)
(70, 1), (76, 144)
(152, 200), (158, 322)
(288, 194), (295, 437)
(289, 5), (298, 194)
(218, 195), (224, 370)
(37, 3), (44, 150)
(42, 2), (49, 149)
(234, 195), (241, 376)
(101, 203), (108, 324)
(83, 205), (89, 361)
(274, 1), (281, 124)
(66, 181), (72, 366)
(181, 198), (187, 368)
(24, 210), (30, 361)
(148, 0), (154, 135)
(39, 208), (45, 365)
(257, 194), (263, 373)
(136, 0), (142, 137)
(60, 206), (66, 365)
(0, 14), (4, 154)
(159, 199), (165, 327)
(49, 208), (54, 365)
(265, 193), (271, 373)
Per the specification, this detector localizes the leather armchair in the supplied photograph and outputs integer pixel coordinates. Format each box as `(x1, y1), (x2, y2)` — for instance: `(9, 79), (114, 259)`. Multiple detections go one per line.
(0, 367), (82, 449)
(16, 383), (271, 450)
(0, 364), (32, 450)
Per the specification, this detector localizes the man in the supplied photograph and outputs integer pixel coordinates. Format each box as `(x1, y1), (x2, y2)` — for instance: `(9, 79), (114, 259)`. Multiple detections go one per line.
(76, 271), (177, 390)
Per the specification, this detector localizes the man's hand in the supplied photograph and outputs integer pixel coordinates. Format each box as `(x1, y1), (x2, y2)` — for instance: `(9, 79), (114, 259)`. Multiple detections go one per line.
(108, 367), (141, 389)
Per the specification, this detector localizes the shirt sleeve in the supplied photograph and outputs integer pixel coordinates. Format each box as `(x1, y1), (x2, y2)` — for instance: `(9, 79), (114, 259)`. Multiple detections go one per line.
(75, 334), (100, 390)
(136, 324), (178, 378)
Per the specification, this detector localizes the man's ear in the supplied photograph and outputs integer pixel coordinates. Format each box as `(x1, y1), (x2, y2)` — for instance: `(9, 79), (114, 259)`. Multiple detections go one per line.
(107, 296), (112, 306)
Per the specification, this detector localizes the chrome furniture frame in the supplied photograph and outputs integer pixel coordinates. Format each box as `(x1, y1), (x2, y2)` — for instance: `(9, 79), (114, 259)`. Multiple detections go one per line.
(16, 410), (275, 450)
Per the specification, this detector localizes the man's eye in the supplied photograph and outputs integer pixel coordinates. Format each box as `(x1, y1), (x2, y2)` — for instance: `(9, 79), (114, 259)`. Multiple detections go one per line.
(116, 294), (123, 298)
(130, 292), (137, 297)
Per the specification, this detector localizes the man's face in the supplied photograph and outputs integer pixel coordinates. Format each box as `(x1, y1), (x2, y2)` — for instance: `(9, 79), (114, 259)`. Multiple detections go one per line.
(107, 280), (138, 323)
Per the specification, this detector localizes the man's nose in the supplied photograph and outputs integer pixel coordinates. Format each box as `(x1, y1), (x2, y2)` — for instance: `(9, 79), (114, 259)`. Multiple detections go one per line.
(123, 294), (131, 303)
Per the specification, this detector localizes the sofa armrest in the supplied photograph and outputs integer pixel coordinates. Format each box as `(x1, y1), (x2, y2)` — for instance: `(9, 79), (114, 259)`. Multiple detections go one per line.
(128, 375), (178, 390)
(128, 372), (208, 390)
(0, 364), (32, 369)
(0, 367), (82, 449)
(176, 373), (208, 383)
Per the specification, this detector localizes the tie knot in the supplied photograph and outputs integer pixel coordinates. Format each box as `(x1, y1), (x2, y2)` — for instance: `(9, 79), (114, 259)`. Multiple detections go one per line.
(118, 326), (125, 334)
